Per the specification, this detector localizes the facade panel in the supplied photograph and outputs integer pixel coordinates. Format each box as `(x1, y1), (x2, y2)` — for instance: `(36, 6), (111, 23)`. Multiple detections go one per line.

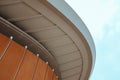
(53, 72), (58, 80)
(45, 66), (54, 80)
(0, 34), (58, 80)
(0, 34), (9, 57)
(33, 59), (47, 80)
(16, 50), (37, 80)
(0, 40), (25, 80)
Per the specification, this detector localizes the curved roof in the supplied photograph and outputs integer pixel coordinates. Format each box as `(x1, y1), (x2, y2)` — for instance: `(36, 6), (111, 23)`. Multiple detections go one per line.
(48, 0), (96, 77)
(0, 0), (95, 80)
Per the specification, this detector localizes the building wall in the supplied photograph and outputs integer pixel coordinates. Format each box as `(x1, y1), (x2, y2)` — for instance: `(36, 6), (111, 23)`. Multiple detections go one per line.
(0, 33), (58, 80)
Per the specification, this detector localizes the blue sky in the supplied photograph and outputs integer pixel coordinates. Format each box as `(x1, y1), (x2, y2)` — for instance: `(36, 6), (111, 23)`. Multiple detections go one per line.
(65, 0), (120, 80)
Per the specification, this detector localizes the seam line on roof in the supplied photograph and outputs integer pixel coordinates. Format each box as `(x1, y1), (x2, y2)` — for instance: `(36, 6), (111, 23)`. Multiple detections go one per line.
(48, 42), (73, 50)
(62, 71), (81, 79)
(38, 34), (67, 43)
(8, 14), (42, 22)
(21, 0), (55, 25)
(25, 25), (56, 33)
(48, 43), (76, 51)
(58, 58), (81, 65)
(56, 50), (79, 57)
(39, 34), (68, 43)
(0, 0), (21, 6)
(61, 64), (81, 72)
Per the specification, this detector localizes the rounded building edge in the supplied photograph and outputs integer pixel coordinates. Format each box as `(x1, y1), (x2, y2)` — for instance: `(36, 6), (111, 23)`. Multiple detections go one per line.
(47, 0), (96, 78)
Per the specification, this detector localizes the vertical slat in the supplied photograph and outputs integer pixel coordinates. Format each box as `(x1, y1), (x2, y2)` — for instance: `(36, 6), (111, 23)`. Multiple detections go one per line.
(32, 54), (39, 80)
(0, 34), (57, 80)
(33, 59), (48, 80)
(45, 66), (54, 80)
(0, 34), (10, 59)
(16, 50), (38, 80)
(13, 46), (27, 80)
(0, 41), (25, 80)
(52, 73), (58, 80)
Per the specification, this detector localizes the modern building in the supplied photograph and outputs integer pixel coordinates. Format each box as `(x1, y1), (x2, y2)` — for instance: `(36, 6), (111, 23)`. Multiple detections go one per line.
(0, 0), (95, 80)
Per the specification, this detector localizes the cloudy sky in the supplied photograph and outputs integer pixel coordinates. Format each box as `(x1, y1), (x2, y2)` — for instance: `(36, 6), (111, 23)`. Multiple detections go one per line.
(65, 0), (120, 80)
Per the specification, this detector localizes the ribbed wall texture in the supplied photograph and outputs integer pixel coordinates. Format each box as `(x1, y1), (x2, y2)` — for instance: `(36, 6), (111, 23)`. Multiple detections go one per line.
(0, 33), (58, 80)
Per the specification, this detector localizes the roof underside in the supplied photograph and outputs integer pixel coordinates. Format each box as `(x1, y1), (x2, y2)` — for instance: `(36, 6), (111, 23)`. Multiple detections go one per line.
(0, 0), (94, 80)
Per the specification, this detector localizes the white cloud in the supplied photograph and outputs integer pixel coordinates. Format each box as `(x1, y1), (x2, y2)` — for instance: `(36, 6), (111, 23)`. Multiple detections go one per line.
(105, 13), (120, 37)
(65, 0), (118, 42)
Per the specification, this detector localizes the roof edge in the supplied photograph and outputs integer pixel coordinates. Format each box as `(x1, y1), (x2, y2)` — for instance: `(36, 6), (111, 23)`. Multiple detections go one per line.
(47, 0), (96, 78)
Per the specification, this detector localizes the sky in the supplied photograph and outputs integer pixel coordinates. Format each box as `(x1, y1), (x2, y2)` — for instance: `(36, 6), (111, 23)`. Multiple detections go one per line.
(65, 0), (120, 80)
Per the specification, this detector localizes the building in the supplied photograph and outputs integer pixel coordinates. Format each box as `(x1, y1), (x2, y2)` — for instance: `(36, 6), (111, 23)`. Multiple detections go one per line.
(0, 0), (95, 80)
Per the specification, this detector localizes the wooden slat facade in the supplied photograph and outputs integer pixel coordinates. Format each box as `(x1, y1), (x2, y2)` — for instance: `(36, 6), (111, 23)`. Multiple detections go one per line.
(0, 34), (10, 57)
(0, 34), (58, 80)
(0, 41), (25, 80)
(33, 59), (48, 80)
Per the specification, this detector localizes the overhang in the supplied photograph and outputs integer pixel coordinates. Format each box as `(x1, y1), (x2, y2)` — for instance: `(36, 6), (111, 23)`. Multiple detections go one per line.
(0, 0), (95, 80)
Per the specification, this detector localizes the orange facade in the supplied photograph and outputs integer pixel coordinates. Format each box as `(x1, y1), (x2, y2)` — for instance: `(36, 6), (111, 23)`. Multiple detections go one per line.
(0, 34), (58, 80)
